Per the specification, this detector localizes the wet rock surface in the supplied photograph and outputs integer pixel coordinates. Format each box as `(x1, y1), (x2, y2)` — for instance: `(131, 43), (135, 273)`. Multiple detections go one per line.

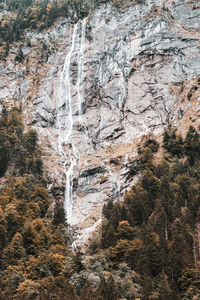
(1, 0), (200, 244)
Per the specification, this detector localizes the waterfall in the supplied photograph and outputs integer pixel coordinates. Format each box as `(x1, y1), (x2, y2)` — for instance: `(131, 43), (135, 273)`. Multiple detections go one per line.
(57, 18), (87, 224)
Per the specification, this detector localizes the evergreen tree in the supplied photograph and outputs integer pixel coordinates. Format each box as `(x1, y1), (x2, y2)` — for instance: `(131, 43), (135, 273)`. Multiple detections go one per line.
(52, 200), (66, 226)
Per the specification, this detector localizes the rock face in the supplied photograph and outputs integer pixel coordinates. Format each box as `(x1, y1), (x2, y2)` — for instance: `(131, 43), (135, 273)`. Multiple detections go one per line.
(1, 0), (200, 244)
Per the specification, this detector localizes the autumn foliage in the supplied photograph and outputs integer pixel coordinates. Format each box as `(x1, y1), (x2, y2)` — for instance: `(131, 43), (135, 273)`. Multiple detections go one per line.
(101, 127), (200, 299)
(0, 108), (200, 299)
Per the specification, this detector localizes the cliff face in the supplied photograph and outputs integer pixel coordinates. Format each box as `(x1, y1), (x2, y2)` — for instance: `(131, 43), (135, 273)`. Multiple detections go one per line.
(1, 0), (200, 244)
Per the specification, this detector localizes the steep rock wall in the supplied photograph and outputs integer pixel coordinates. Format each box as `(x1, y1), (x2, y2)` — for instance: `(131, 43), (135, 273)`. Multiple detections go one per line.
(1, 0), (200, 244)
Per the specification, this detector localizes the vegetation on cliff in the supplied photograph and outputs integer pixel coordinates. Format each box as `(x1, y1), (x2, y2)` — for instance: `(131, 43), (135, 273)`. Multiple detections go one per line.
(0, 108), (73, 299)
(0, 108), (200, 299)
(0, 108), (137, 299)
(99, 126), (200, 299)
(0, 0), (143, 57)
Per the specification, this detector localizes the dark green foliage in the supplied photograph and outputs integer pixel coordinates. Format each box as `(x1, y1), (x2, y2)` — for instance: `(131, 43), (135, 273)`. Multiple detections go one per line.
(163, 128), (184, 157)
(184, 126), (200, 165)
(141, 170), (160, 198)
(0, 139), (9, 176)
(0, 108), (43, 176)
(23, 129), (38, 153)
(0, 108), (23, 176)
(1, 106), (200, 299)
(0, 0), (143, 56)
(73, 251), (84, 273)
(144, 138), (159, 153)
(178, 267), (200, 297)
(100, 126), (200, 299)
(0, 108), (80, 299)
(52, 200), (66, 226)
(150, 274), (174, 300)
(102, 223), (116, 248)
(95, 275), (120, 300)
(0, 224), (7, 250)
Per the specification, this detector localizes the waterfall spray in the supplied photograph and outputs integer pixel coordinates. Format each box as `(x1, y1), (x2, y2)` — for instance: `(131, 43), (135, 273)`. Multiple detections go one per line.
(57, 19), (87, 224)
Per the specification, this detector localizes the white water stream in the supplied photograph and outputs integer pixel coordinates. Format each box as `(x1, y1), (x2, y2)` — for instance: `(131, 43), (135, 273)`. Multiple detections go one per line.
(57, 19), (87, 224)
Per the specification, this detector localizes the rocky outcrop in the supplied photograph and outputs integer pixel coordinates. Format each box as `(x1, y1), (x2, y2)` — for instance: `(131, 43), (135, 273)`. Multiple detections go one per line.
(0, 0), (200, 245)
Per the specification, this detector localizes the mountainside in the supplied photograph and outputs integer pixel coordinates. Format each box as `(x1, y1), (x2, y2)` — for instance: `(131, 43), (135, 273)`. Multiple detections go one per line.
(1, 0), (200, 246)
(0, 0), (200, 299)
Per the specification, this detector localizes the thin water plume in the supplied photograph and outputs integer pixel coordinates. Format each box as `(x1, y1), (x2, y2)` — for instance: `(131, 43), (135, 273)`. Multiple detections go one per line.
(57, 18), (87, 224)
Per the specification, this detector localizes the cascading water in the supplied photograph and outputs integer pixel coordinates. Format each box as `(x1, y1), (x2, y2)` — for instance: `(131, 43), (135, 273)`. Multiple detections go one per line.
(57, 18), (87, 224)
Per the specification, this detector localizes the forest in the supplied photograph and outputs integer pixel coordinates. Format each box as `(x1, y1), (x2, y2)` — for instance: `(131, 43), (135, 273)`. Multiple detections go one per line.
(0, 0), (200, 299)
(0, 0), (143, 58)
(0, 107), (200, 299)
(100, 126), (200, 299)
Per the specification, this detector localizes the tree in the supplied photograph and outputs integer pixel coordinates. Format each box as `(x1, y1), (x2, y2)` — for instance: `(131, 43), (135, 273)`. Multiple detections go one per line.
(52, 200), (66, 226)
(13, 279), (40, 300)
(163, 128), (184, 157)
(23, 129), (38, 154)
(179, 266), (200, 298)
(184, 126), (200, 165)
(141, 170), (160, 199)
(150, 274), (174, 300)
(79, 282), (96, 300)
(168, 218), (193, 281)
(193, 223), (200, 267)
(95, 275), (120, 300)
(2, 232), (26, 267)
(0, 224), (7, 251)
(102, 223), (116, 248)
(117, 220), (134, 240)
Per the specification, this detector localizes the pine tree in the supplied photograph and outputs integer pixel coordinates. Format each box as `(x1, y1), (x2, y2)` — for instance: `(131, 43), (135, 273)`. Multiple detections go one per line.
(52, 200), (66, 226)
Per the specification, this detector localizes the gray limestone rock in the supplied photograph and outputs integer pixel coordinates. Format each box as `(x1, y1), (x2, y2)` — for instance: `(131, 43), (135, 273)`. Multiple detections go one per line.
(80, 166), (106, 178)
(1, 0), (200, 245)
